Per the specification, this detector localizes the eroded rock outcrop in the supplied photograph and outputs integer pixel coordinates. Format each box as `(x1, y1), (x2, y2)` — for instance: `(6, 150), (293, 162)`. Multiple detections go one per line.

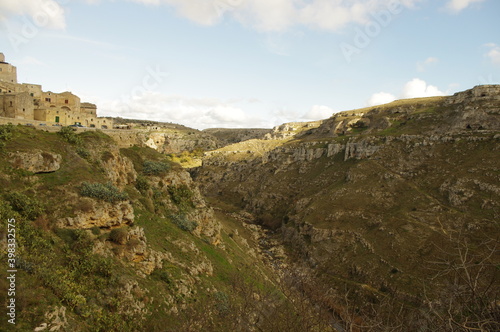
(101, 150), (137, 187)
(34, 306), (68, 332)
(9, 150), (62, 173)
(106, 130), (219, 153)
(146, 170), (222, 245)
(58, 196), (134, 229)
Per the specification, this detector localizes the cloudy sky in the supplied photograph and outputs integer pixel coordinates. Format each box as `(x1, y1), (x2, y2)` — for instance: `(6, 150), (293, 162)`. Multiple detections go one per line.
(1, 0), (499, 129)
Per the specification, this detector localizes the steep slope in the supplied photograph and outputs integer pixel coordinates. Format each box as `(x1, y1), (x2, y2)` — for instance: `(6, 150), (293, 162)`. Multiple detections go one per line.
(193, 85), (500, 331)
(0, 125), (325, 331)
(0, 85), (498, 331)
(202, 128), (272, 146)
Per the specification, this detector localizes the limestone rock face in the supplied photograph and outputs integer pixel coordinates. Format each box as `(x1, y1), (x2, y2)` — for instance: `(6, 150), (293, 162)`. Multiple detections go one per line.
(446, 85), (500, 105)
(101, 151), (137, 187)
(121, 227), (172, 277)
(189, 207), (222, 245)
(444, 86), (500, 132)
(147, 132), (218, 153)
(116, 280), (149, 316)
(150, 170), (222, 245)
(58, 196), (134, 229)
(344, 139), (380, 160)
(106, 130), (219, 154)
(264, 121), (323, 140)
(9, 150), (62, 173)
(34, 306), (68, 332)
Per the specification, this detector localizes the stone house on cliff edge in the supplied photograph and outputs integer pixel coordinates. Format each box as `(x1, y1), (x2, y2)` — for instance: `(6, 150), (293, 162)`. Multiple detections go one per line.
(0, 52), (113, 128)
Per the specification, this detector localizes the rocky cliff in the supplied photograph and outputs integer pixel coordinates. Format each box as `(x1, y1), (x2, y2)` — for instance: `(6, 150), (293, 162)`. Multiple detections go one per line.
(0, 85), (499, 331)
(193, 85), (500, 331)
(0, 125), (303, 331)
(105, 127), (220, 154)
(203, 128), (272, 145)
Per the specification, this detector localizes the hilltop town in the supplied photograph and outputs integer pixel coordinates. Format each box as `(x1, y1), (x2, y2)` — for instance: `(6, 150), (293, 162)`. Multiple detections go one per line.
(0, 53), (113, 129)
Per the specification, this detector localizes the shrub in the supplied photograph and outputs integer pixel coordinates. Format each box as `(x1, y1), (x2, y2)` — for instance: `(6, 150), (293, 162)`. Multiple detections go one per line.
(0, 200), (18, 221)
(167, 184), (194, 210)
(91, 226), (101, 236)
(170, 214), (198, 232)
(58, 126), (82, 145)
(55, 228), (80, 245)
(135, 176), (150, 192)
(0, 123), (14, 141)
(214, 291), (230, 315)
(4, 192), (44, 220)
(142, 160), (171, 176)
(109, 227), (128, 245)
(76, 146), (91, 160)
(151, 269), (172, 284)
(80, 182), (128, 203)
(0, 123), (14, 150)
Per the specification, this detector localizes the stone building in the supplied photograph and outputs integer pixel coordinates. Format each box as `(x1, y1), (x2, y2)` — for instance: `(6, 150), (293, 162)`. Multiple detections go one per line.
(0, 92), (34, 119)
(0, 52), (113, 128)
(0, 53), (17, 84)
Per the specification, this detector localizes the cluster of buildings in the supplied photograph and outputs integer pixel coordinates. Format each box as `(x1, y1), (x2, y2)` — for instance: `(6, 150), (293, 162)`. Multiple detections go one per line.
(0, 52), (113, 128)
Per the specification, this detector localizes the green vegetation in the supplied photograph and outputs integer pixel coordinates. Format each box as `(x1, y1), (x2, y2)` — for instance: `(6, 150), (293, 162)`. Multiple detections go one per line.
(135, 175), (150, 192)
(170, 214), (198, 232)
(109, 227), (129, 244)
(0, 123), (15, 149)
(76, 146), (91, 160)
(0, 123), (15, 139)
(150, 267), (172, 285)
(57, 126), (83, 145)
(0, 123), (295, 332)
(101, 150), (114, 162)
(167, 149), (205, 168)
(120, 145), (178, 173)
(376, 120), (403, 136)
(4, 191), (44, 220)
(17, 221), (137, 331)
(1, 92), (498, 331)
(91, 226), (101, 236)
(80, 182), (128, 203)
(79, 129), (114, 144)
(142, 160), (171, 175)
(167, 184), (194, 211)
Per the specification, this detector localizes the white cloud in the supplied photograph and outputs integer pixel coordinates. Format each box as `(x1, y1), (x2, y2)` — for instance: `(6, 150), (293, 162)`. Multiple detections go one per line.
(367, 92), (396, 106)
(402, 78), (444, 98)
(129, 0), (422, 32)
(204, 105), (248, 124)
(235, 0), (297, 32)
(301, 105), (335, 120)
(367, 78), (444, 107)
(98, 92), (271, 129)
(445, 0), (486, 13)
(0, 0), (482, 35)
(484, 43), (500, 66)
(417, 57), (438, 72)
(0, 0), (66, 29)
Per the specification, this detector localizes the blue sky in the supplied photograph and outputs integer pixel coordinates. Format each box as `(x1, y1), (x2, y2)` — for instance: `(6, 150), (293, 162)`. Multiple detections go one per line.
(1, 0), (499, 129)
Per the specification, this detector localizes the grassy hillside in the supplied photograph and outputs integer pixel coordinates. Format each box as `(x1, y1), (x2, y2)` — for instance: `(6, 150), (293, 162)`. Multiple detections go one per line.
(0, 125), (328, 331)
(194, 90), (500, 331)
(1, 87), (499, 331)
